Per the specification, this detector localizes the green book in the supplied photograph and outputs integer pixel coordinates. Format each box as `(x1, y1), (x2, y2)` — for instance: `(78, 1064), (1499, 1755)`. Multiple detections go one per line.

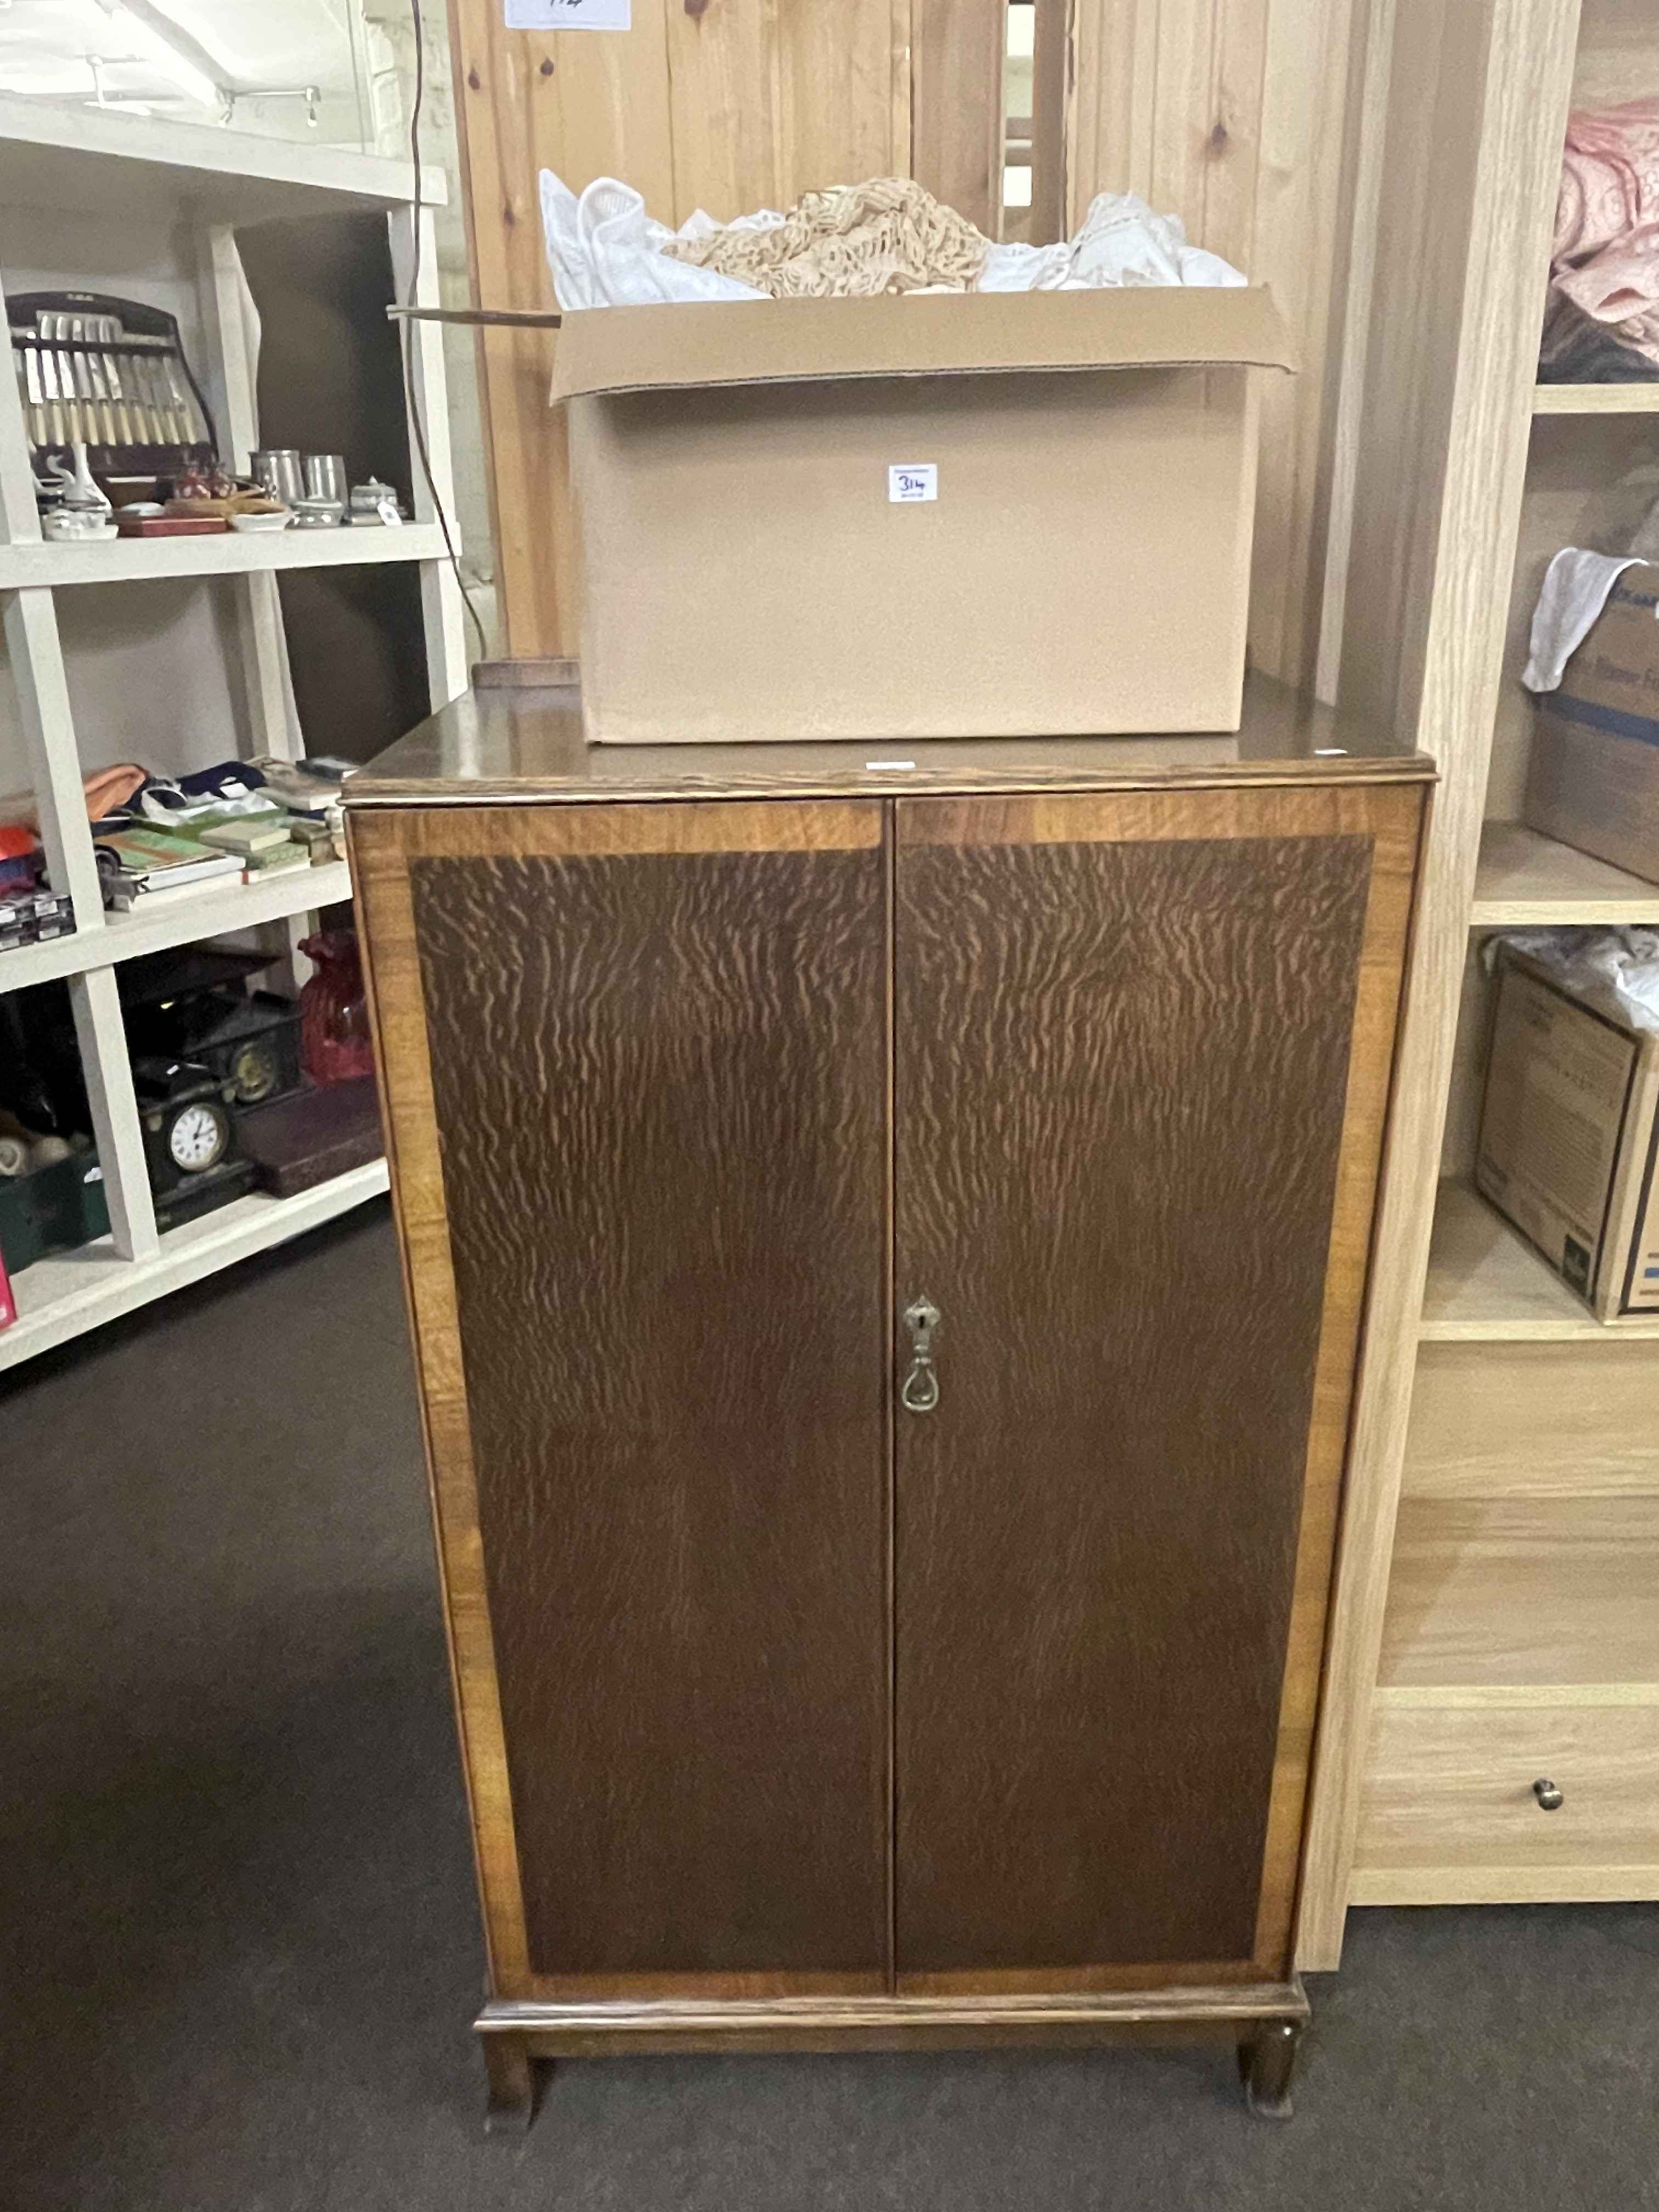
(199, 815), (296, 855)
(125, 806), (285, 842)
(94, 828), (241, 887)
(241, 840), (311, 874)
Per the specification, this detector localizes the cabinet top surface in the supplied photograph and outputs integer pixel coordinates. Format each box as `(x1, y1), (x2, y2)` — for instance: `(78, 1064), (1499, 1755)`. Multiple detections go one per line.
(347, 674), (1434, 807)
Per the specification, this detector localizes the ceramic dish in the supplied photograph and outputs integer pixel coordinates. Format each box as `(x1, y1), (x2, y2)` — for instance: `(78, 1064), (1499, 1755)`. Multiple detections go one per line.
(229, 510), (295, 534)
(43, 515), (117, 543)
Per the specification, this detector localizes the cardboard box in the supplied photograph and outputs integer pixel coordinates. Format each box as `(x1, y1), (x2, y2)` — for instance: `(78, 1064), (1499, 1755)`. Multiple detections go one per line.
(1526, 559), (1659, 883)
(550, 287), (1295, 747)
(1475, 946), (1659, 1319)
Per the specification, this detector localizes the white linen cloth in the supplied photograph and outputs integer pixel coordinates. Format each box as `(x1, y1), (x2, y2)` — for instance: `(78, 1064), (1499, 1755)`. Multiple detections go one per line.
(1521, 547), (1644, 691)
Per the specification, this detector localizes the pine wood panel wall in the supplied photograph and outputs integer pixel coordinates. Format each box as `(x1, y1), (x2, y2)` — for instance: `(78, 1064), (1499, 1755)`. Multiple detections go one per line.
(447, 0), (916, 659)
(1068, 0), (1363, 695)
(449, 0), (1362, 686)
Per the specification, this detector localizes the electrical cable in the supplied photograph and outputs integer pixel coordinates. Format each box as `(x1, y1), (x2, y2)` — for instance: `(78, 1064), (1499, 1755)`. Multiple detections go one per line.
(403, 0), (489, 666)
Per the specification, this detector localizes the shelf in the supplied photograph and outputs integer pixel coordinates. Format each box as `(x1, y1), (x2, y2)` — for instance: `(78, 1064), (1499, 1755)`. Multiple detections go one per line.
(0, 860), (352, 997)
(1420, 1182), (1659, 1341)
(1374, 1681), (1659, 1708)
(1379, 1494), (1659, 1689)
(0, 525), (448, 591)
(1532, 383), (1659, 415)
(0, 95), (444, 224)
(1470, 822), (1659, 926)
(0, 1158), (388, 1372)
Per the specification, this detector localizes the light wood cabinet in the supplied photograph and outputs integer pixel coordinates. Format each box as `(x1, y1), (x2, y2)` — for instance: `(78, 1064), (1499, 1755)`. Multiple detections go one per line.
(347, 684), (1427, 2125)
(1296, 0), (1659, 1950)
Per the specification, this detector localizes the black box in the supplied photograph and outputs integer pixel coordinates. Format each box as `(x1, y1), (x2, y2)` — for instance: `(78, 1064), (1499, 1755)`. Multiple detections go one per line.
(0, 1146), (110, 1273)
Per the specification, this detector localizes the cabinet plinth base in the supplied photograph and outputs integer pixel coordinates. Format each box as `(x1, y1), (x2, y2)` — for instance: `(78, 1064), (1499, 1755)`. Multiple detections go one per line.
(477, 1978), (1308, 2074)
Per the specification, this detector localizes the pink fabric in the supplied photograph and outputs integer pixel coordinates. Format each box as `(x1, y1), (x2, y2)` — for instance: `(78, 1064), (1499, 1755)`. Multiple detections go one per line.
(1555, 221), (1659, 353)
(1556, 97), (1659, 258)
(1553, 98), (1659, 370)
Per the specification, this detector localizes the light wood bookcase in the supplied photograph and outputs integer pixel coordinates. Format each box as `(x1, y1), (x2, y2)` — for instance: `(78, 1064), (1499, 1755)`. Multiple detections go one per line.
(0, 99), (469, 1370)
(1297, 0), (1659, 1959)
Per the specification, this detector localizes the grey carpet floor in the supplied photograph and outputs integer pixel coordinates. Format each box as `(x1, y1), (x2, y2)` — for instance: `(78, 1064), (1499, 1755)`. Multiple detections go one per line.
(3, 1200), (1656, 2211)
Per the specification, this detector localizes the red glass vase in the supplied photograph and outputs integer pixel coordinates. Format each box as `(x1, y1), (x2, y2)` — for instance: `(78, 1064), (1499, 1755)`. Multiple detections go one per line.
(298, 929), (374, 1086)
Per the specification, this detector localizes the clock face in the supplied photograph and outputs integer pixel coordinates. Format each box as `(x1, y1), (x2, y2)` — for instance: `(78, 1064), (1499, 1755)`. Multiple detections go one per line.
(232, 1039), (278, 1103)
(168, 1101), (227, 1173)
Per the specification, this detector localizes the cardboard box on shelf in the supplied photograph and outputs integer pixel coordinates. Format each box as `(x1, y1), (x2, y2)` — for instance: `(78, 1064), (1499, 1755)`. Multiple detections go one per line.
(551, 286), (1295, 747)
(1476, 946), (1659, 1321)
(1526, 560), (1659, 884)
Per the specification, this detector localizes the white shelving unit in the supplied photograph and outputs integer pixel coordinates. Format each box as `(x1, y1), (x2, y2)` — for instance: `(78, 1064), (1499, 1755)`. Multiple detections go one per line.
(0, 100), (467, 1373)
(0, 523), (450, 589)
(3, 1159), (392, 1367)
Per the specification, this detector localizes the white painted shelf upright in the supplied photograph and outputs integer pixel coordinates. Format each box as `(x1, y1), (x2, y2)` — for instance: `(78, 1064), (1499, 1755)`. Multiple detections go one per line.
(0, 97), (468, 1371)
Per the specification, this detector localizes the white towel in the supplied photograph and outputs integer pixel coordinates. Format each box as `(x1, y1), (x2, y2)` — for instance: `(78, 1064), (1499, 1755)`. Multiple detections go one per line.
(1522, 546), (1644, 691)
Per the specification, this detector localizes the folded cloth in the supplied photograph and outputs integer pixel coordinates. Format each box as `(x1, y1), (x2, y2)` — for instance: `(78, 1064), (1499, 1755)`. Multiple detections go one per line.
(540, 173), (1246, 310)
(0, 762), (146, 833)
(1522, 548), (1644, 692)
(1551, 99), (1659, 373)
(1054, 191), (1246, 289)
(541, 174), (769, 308)
(81, 763), (147, 820)
(1537, 286), (1659, 382)
(1553, 219), (1659, 366)
(178, 761), (268, 801)
(1556, 97), (1659, 262)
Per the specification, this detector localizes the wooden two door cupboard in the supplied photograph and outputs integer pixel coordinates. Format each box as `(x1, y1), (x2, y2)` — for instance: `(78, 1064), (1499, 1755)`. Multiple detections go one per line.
(347, 684), (1430, 2129)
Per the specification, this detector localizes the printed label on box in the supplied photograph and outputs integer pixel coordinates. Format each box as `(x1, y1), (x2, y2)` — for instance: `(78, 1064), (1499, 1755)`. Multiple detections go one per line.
(506, 0), (631, 29)
(888, 464), (938, 504)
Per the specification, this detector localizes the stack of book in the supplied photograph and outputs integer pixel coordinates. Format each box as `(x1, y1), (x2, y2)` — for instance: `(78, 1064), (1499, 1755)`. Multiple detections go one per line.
(249, 755), (349, 859)
(94, 812), (314, 910)
(93, 826), (242, 911)
(197, 816), (311, 877)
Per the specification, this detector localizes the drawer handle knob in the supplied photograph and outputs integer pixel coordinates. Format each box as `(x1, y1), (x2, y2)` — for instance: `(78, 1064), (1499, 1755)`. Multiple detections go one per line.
(900, 1296), (941, 1415)
(1533, 1779), (1564, 1812)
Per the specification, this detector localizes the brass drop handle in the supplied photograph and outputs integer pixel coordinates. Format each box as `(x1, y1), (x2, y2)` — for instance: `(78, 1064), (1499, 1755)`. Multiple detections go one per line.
(1533, 1779), (1564, 1812)
(900, 1296), (940, 1415)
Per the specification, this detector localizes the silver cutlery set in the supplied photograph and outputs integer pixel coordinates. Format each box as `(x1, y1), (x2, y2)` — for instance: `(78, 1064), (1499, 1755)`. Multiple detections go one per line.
(9, 290), (213, 462)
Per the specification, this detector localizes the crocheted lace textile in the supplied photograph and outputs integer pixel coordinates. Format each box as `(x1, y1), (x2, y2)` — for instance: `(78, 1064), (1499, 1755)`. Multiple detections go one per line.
(664, 178), (990, 298)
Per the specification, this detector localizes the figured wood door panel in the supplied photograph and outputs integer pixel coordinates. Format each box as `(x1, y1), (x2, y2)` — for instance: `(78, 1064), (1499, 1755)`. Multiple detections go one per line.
(396, 800), (890, 1985)
(891, 784), (1421, 1982)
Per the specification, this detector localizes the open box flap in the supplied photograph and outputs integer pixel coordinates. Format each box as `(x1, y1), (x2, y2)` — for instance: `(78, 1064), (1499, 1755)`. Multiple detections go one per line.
(549, 285), (1296, 401)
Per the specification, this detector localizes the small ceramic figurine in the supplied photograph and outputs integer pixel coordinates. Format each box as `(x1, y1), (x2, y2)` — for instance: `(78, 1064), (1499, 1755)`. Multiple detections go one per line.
(40, 442), (116, 541)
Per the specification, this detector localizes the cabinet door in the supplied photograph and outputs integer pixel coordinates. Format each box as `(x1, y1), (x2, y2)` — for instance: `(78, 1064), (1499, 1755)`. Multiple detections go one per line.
(891, 785), (1421, 1983)
(356, 801), (891, 1990)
